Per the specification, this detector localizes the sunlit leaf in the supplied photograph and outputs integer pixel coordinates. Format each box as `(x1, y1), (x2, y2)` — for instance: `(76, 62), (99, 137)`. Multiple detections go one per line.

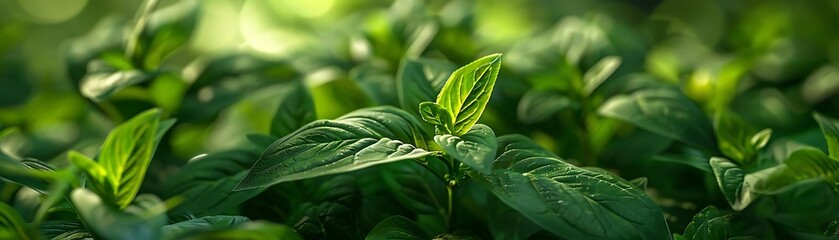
(432, 53), (502, 135)
(434, 124), (496, 174)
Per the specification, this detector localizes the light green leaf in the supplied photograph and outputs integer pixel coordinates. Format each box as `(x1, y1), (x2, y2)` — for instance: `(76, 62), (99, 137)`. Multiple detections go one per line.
(470, 135), (670, 239)
(80, 60), (155, 101)
(366, 215), (429, 240)
(434, 53), (502, 136)
(396, 58), (455, 120)
(582, 56), (621, 96)
(714, 110), (771, 165)
(748, 148), (839, 194)
(182, 221), (302, 240)
(516, 90), (574, 124)
(138, 0), (198, 69)
(71, 189), (167, 240)
(235, 107), (431, 190)
(709, 157), (751, 210)
(162, 215), (249, 240)
(434, 124), (496, 174)
(599, 88), (716, 151)
(814, 113), (839, 158)
(419, 102), (454, 134)
(271, 82), (316, 137)
(99, 109), (163, 209)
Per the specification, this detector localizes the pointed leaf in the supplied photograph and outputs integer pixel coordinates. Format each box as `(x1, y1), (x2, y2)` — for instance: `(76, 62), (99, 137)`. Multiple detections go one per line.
(599, 88), (716, 151)
(71, 189), (167, 240)
(435, 53), (502, 135)
(582, 56), (621, 96)
(434, 124), (496, 174)
(470, 135), (670, 239)
(271, 82), (316, 137)
(236, 107), (431, 190)
(99, 109), (163, 209)
(814, 113), (839, 158)
(709, 157), (751, 210)
(366, 215), (429, 240)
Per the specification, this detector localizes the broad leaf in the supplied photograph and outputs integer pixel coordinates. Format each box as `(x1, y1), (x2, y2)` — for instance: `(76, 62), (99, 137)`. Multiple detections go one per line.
(235, 107), (431, 190)
(748, 148), (839, 194)
(164, 150), (264, 217)
(162, 215), (249, 240)
(815, 113), (839, 158)
(714, 110), (771, 165)
(396, 58), (455, 120)
(381, 162), (446, 215)
(470, 135), (670, 239)
(709, 157), (750, 210)
(366, 215), (429, 240)
(432, 53), (502, 135)
(682, 206), (771, 240)
(516, 90), (574, 124)
(270, 82), (316, 137)
(99, 109), (163, 209)
(434, 124), (496, 174)
(582, 56), (621, 96)
(71, 189), (167, 240)
(599, 88), (717, 151)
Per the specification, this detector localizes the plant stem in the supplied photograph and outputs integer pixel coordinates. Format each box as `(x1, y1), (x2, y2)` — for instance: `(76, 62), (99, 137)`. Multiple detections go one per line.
(446, 181), (454, 229)
(125, 0), (161, 60)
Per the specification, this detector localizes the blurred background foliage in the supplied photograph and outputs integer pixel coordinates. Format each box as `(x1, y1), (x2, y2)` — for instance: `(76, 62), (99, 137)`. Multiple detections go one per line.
(1, 0), (839, 238)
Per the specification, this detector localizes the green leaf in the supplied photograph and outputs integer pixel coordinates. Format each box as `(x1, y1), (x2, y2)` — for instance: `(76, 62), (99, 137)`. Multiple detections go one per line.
(366, 215), (429, 240)
(470, 135), (670, 239)
(99, 109), (163, 209)
(599, 88), (716, 151)
(433, 230), (482, 240)
(0, 152), (54, 194)
(516, 90), (574, 124)
(164, 150), (264, 217)
(271, 82), (316, 137)
(709, 157), (751, 210)
(582, 56), (621, 96)
(748, 148), (839, 194)
(71, 188), (167, 240)
(381, 162), (446, 215)
(396, 58), (455, 121)
(235, 106), (432, 190)
(137, 0), (198, 69)
(79, 59), (156, 102)
(827, 217), (839, 238)
(39, 220), (89, 240)
(682, 206), (772, 240)
(183, 221), (302, 240)
(434, 53), (502, 136)
(814, 113), (839, 158)
(162, 215), (249, 240)
(0, 202), (31, 240)
(68, 151), (114, 201)
(434, 124), (496, 174)
(419, 102), (455, 134)
(714, 110), (771, 165)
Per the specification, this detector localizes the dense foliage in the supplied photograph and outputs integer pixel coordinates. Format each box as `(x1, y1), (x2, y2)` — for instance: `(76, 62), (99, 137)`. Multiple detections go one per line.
(1, 0), (839, 239)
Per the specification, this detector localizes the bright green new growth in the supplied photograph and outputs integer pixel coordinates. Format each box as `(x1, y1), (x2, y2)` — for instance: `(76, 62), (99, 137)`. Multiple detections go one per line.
(420, 53), (502, 136)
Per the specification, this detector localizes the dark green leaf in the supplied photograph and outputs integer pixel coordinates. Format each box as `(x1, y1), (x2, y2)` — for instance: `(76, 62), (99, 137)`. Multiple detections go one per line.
(39, 220), (88, 240)
(682, 206), (771, 240)
(748, 148), (839, 194)
(470, 135), (670, 239)
(396, 58), (455, 120)
(814, 113), (839, 158)
(0, 152), (53, 194)
(235, 107), (431, 190)
(271, 82), (316, 137)
(434, 124), (496, 174)
(381, 162), (446, 215)
(0, 202), (31, 240)
(164, 150), (263, 217)
(599, 88), (716, 151)
(435, 53), (502, 135)
(183, 221), (302, 240)
(162, 215), (249, 240)
(71, 189), (167, 240)
(714, 110), (771, 165)
(516, 90), (574, 124)
(366, 215), (429, 240)
(709, 157), (750, 210)
(433, 230), (481, 240)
